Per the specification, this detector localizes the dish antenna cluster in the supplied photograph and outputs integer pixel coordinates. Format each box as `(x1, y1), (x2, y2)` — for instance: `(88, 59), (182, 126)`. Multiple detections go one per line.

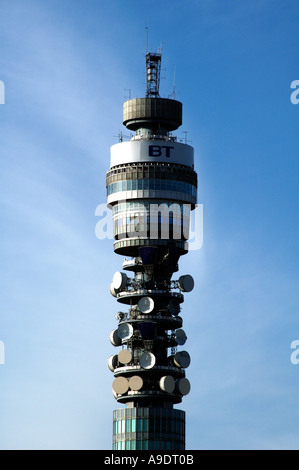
(108, 265), (193, 397)
(106, 47), (198, 451)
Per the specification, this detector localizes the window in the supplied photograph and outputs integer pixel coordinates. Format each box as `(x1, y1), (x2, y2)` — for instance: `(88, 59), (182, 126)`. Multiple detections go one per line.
(136, 419), (142, 432)
(154, 441), (160, 450)
(131, 419), (136, 432)
(136, 440), (142, 450)
(142, 440), (148, 450)
(108, 180), (196, 198)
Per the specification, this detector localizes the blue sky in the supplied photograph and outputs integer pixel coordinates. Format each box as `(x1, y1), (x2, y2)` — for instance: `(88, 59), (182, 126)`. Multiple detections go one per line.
(0, 0), (298, 450)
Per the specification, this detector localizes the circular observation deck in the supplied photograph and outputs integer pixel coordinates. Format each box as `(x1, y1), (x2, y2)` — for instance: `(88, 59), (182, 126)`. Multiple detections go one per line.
(123, 98), (182, 132)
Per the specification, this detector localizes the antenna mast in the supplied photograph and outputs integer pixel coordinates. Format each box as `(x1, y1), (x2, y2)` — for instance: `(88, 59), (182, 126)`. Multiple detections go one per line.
(145, 50), (162, 98)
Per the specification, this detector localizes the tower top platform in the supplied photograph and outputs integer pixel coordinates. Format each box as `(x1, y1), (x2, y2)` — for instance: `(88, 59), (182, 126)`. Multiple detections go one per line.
(123, 97), (182, 132)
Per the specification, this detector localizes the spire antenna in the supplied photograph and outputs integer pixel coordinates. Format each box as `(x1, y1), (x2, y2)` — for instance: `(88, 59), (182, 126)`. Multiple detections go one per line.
(145, 25), (149, 53)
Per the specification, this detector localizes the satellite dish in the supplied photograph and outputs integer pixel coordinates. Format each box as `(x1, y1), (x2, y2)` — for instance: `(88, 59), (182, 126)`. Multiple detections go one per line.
(118, 349), (133, 365)
(128, 375), (143, 391)
(178, 275), (194, 293)
(139, 351), (156, 369)
(109, 329), (121, 346)
(107, 354), (118, 372)
(112, 272), (128, 291)
(176, 378), (191, 395)
(109, 283), (117, 297)
(168, 298), (180, 316)
(159, 375), (175, 393)
(112, 376), (129, 394)
(138, 296), (154, 314)
(174, 351), (191, 368)
(117, 323), (133, 341)
(175, 329), (187, 345)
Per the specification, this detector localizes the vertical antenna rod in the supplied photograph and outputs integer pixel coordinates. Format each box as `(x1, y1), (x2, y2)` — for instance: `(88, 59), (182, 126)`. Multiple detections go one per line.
(173, 65), (176, 99)
(145, 25), (149, 53)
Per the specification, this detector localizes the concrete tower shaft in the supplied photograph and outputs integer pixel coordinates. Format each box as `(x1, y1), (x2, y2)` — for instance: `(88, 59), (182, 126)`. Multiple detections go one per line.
(106, 50), (197, 451)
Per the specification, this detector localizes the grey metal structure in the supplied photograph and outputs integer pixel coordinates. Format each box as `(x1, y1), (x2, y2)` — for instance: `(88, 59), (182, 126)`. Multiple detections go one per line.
(106, 50), (197, 451)
(145, 51), (162, 97)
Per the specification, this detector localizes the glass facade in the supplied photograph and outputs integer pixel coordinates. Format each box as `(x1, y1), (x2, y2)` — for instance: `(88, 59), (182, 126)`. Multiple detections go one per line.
(112, 200), (191, 216)
(112, 407), (185, 450)
(107, 178), (196, 197)
(106, 162), (197, 188)
(112, 200), (190, 240)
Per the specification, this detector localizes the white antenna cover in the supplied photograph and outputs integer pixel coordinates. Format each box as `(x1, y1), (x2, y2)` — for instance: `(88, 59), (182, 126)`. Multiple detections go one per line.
(118, 349), (133, 365)
(138, 296), (154, 314)
(117, 323), (134, 340)
(176, 377), (191, 395)
(159, 375), (175, 393)
(112, 272), (128, 291)
(129, 375), (143, 391)
(112, 377), (129, 394)
(139, 351), (156, 369)
(174, 351), (191, 368)
(178, 275), (194, 293)
(107, 354), (118, 372)
(109, 329), (121, 347)
(109, 283), (117, 297)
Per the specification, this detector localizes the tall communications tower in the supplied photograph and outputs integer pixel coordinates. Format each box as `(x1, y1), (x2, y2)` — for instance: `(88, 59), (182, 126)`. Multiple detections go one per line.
(106, 50), (197, 451)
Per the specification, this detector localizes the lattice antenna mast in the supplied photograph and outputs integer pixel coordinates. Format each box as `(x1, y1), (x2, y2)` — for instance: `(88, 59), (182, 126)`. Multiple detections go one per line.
(145, 51), (162, 97)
